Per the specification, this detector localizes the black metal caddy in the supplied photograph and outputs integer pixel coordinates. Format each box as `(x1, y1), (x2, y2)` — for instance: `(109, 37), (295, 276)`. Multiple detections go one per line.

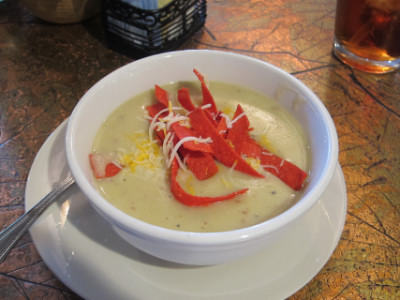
(103, 0), (207, 57)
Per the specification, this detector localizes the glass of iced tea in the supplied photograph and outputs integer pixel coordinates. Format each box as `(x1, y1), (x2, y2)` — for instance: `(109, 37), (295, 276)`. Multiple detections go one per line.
(333, 0), (400, 73)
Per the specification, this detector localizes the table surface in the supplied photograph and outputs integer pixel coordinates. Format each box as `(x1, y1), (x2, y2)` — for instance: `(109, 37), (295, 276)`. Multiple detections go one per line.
(0, 0), (399, 299)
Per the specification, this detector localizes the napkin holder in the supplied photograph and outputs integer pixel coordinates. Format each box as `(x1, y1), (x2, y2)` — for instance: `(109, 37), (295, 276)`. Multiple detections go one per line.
(103, 0), (207, 57)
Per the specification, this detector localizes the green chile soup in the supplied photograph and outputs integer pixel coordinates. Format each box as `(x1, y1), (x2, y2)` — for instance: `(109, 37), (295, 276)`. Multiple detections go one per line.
(90, 77), (310, 232)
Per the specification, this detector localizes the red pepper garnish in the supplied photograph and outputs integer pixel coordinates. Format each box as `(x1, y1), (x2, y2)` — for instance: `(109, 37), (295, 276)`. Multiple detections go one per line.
(216, 116), (228, 138)
(170, 158), (248, 206)
(146, 94), (217, 181)
(141, 71), (308, 206)
(178, 87), (196, 112)
(89, 153), (122, 179)
(170, 123), (214, 153)
(146, 102), (167, 118)
(188, 107), (264, 178)
(232, 104), (251, 129)
(105, 162), (122, 177)
(227, 104), (262, 158)
(227, 105), (307, 190)
(179, 148), (218, 180)
(260, 152), (308, 191)
(155, 85), (169, 107)
(193, 69), (218, 116)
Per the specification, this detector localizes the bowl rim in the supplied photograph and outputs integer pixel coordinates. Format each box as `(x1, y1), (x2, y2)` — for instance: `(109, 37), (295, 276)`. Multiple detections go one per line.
(66, 49), (338, 246)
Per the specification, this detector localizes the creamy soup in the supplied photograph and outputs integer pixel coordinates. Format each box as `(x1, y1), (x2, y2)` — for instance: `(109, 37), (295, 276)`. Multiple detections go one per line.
(92, 81), (309, 232)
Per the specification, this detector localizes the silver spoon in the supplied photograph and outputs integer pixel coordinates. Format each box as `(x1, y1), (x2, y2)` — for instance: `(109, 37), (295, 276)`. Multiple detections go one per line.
(0, 176), (75, 264)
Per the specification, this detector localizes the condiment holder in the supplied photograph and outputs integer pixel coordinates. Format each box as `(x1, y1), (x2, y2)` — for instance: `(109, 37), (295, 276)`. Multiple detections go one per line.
(102, 0), (207, 57)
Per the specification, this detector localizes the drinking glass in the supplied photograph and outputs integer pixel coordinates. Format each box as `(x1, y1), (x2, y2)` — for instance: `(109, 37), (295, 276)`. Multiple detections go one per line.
(333, 0), (400, 73)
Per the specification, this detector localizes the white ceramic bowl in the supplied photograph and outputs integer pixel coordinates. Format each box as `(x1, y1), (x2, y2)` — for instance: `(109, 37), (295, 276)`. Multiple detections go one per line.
(65, 50), (338, 265)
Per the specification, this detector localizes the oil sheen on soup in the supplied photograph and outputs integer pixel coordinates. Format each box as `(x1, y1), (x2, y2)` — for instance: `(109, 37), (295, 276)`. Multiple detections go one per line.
(92, 81), (309, 232)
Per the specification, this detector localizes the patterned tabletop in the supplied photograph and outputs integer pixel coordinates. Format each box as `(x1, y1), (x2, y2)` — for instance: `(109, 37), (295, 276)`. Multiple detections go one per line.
(0, 0), (399, 299)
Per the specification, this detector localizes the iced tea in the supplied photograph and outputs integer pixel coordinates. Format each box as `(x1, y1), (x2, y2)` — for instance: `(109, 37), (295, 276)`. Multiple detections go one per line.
(333, 0), (400, 73)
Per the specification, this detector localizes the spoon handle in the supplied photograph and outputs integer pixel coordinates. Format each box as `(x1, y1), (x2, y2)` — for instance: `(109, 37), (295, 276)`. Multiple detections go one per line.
(0, 177), (75, 264)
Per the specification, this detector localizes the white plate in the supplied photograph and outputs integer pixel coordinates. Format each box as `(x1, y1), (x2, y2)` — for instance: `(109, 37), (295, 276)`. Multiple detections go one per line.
(25, 120), (347, 300)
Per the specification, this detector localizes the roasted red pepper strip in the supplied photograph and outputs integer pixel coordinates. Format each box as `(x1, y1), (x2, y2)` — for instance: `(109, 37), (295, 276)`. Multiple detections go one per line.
(147, 100), (212, 153)
(230, 131), (307, 190)
(146, 102), (167, 118)
(193, 69), (218, 116)
(170, 123), (214, 153)
(232, 104), (251, 129)
(105, 163), (122, 177)
(177, 85), (221, 129)
(204, 109), (219, 128)
(227, 105), (262, 158)
(178, 87), (196, 112)
(260, 152), (308, 191)
(188, 107), (264, 178)
(216, 116), (228, 138)
(230, 133), (262, 158)
(170, 158), (248, 206)
(147, 93), (214, 154)
(89, 153), (122, 179)
(155, 85), (169, 107)
(146, 101), (218, 180)
(179, 148), (218, 180)
(227, 105), (307, 190)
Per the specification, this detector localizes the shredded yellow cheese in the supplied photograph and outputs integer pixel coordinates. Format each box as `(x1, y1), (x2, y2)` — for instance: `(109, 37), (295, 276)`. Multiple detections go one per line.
(120, 133), (163, 172)
(221, 106), (233, 116)
(259, 134), (276, 153)
(244, 156), (261, 170)
(184, 174), (195, 195)
(220, 177), (232, 188)
(168, 100), (173, 113)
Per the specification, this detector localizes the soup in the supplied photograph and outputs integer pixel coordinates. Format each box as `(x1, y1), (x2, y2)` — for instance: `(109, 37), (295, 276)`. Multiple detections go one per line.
(91, 80), (309, 232)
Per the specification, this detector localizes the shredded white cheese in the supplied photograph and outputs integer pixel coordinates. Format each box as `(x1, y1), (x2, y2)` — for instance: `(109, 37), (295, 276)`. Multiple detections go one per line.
(219, 112), (247, 129)
(148, 106), (182, 141)
(201, 103), (212, 110)
(166, 136), (212, 168)
(166, 115), (190, 130)
(228, 112), (246, 129)
(261, 151), (273, 156)
(163, 132), (174, 164)
(262, 165), (279, 174)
